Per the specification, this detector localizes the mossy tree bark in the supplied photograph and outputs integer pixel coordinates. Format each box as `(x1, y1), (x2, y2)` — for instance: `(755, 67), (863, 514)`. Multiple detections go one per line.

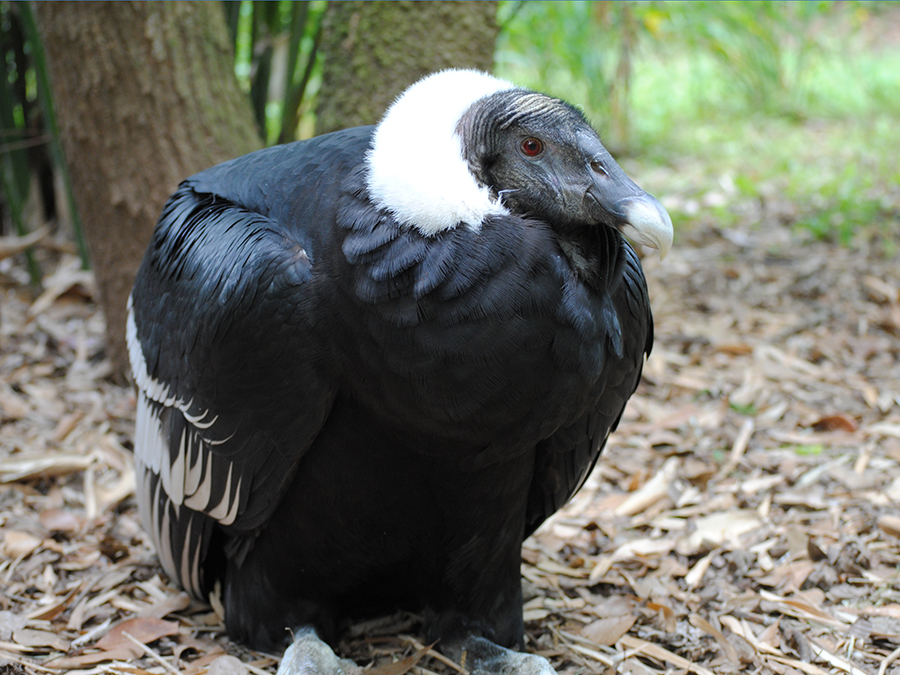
(316, 1), (499, 134)
(35, 1), (262, 381)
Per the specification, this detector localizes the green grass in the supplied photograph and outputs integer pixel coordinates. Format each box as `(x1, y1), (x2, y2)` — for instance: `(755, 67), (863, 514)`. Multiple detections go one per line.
(788, 444), (825, 457)
(496, 1), (900, 247)
(729, 402), (758, 417)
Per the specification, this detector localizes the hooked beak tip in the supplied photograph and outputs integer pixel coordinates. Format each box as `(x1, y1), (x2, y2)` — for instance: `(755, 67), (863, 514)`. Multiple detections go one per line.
(619, 195), (674, 260)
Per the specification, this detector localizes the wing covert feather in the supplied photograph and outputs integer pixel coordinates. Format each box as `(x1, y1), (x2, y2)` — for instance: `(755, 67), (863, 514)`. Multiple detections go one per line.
(525, 243), (653, 537)
(130, 181), (337, 595)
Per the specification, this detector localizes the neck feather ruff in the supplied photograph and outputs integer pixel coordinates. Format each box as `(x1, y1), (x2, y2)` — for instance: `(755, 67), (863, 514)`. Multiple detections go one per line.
(366, 69), (516, 236)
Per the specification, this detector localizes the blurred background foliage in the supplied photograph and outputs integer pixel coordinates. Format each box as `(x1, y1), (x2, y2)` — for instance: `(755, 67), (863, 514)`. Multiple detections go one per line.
(496, 0), (900, 249)
(223, 0), (327, 144)
(2, 0), (899, 287)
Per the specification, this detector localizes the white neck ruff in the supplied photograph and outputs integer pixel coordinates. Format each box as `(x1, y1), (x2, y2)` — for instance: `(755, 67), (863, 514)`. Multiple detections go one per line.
(365, 69), (517, 236)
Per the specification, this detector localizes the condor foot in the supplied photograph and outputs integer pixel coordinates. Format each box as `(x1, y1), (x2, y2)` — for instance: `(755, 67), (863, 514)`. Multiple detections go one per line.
(275, 628), (363, 675)
(457, 636), (556, 675)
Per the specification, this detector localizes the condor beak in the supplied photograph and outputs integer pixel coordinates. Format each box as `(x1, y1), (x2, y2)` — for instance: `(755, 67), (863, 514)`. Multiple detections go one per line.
(616, 194), (674, 260)
(580, 132), (674, 259)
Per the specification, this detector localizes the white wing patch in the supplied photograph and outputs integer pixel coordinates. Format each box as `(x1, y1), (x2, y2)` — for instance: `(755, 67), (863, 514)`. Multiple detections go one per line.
(127, 295), (180, 408)
(366, 69), (515, 236)
(134, 404), (177, 580)
(134, 390), (243, 521)
(130, 300), (245, 595)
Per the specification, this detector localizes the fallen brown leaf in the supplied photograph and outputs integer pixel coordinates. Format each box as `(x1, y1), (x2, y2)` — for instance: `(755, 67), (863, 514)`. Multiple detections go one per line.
(95, 616), (180, 657)
(12, 628), (69, 651)
(45, 648), (138, 669)
(207, 654), (249, 675)
(39, 508), (83, 533)
(581, 614), (636, 646)
(2, 530), (43, 558)
(367, 645), (431, 675)
(810, 413), (858, 433)
(0, 226), (50, 261)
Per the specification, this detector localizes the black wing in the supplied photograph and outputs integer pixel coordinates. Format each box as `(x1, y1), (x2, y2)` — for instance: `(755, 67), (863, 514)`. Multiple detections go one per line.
(525, 241), (653, 537)
(128, 130), (369, 596)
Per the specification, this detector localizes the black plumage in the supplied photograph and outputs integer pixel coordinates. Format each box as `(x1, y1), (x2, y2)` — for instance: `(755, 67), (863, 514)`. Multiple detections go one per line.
(128, 70), (671, 669)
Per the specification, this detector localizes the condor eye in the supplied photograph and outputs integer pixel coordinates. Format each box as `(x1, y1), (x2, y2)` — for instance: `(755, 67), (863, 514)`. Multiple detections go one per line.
(520, 137), (543, 157)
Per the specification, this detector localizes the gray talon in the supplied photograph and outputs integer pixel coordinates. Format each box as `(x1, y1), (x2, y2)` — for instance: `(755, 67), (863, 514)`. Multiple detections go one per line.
(275, 628), (363, 675)
(462, 636), (556, 675)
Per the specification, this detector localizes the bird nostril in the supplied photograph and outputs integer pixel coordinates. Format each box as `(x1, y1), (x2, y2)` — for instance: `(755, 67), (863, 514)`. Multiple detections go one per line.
(590, 161), (608, 177)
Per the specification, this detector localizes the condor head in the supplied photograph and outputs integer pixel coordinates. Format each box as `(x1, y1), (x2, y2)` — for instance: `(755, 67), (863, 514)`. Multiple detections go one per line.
(458, 89), (673, 258)
(366, 69), (672, 258)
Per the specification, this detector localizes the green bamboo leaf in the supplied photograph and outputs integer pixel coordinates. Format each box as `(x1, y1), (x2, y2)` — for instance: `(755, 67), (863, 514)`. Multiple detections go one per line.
(14, 0), (90, 270)
(223, 0), (243, 49)
(278, 1), (324, 144)
(277, 1), (310, 142)
(0, 14), (30, 205)
(248, 0), (275, 138)
(0, 5), (40, 285)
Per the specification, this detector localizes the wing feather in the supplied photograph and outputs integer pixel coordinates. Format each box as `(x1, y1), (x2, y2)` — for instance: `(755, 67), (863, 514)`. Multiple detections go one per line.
(129, 167), (342, 595)
(525, 242), (653, 537)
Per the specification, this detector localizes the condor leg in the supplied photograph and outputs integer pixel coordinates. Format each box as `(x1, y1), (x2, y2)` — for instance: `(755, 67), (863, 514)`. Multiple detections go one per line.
(275, 628), (362, 675)
(447, 636), (556, 675)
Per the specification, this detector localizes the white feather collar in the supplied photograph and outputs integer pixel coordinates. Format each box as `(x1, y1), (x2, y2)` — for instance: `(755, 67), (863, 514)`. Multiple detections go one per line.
(365, 69), (516, 236)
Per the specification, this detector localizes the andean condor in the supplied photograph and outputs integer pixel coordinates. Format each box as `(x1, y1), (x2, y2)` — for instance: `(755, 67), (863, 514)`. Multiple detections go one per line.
(128, 69), (673, 675)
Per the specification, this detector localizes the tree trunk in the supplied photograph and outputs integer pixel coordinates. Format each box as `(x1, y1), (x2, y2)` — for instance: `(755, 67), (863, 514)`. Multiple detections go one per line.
(316, 1), (499, 135)
(35, 1), (261, 381)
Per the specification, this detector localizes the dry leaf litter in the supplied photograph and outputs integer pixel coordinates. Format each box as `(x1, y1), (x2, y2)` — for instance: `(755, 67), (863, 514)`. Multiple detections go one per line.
(1, 210), (899, 675)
